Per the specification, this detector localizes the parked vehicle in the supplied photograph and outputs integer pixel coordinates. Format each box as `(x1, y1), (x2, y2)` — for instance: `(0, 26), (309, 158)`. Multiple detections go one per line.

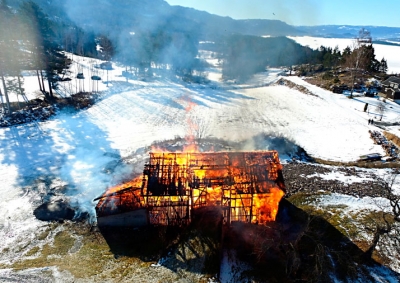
(357, 153), (382, 162)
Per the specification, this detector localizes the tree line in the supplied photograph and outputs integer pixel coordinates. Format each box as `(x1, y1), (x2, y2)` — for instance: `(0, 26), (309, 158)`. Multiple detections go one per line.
(217, 35), (322, 81)
(0, 0), (112, 114)
(115, 29), (204, 79)
(0, 0), (207, 115)
(0, 0), (74, 113)
(217, 31), (388, 81)
(0, 0), (390, 114)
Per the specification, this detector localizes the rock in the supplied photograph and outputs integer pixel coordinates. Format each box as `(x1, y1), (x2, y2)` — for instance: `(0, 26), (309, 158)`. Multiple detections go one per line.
(34, 199), (76, 221)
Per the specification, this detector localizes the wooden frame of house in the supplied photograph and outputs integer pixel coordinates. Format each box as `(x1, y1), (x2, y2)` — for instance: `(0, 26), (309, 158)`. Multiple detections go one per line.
(379, 76), (400, 102)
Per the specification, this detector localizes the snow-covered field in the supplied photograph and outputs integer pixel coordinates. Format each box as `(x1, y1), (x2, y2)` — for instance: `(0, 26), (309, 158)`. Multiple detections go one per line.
(1, 40), (400, 280)
(289, 36), (400, 74)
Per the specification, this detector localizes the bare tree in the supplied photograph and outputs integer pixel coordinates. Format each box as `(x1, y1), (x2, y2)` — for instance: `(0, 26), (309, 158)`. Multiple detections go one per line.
(365, 171), (400, 259)
(344, 28), (372, 98)
(191, 112), (211, 140)
(375, 101), (387, 121)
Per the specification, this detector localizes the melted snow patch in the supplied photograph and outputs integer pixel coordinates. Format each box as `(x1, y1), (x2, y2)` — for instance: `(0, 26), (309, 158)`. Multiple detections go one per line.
(307, 171), (374, 184)
(315, 193), (391, 213)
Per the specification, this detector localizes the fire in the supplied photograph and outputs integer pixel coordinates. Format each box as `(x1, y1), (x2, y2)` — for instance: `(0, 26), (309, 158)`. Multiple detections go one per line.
(96, 150), (286, 226)
(182, 94), (199, 152)
(96, 95), (285, 226)
(151, 94), (199, 153)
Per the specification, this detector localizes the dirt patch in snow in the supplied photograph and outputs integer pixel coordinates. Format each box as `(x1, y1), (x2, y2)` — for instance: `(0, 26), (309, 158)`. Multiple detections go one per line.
(283, 162), (386, 198)
(274, 78), (318, 97)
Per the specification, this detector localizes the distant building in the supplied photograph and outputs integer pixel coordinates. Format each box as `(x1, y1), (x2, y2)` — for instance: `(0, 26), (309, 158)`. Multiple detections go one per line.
(379, 76), (400, 102)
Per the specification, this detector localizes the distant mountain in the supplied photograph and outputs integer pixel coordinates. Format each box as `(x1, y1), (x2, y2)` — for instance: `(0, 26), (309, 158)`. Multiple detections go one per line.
(167, 6), (303, 39)
(296, 25), (400, 41)
(9, 0), (400, 43)
(8, 0), (302, 40)
(58, 0), (303, 40)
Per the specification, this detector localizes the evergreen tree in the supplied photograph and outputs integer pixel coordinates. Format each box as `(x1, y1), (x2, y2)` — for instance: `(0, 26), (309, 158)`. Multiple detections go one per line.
(332, 46), (342, 71)
(379, 58), (388, 74)
(341, 46), (351, 64)
(168, 32), (198, 77)
(219, 35), (321, 81)
(0, 0), (19, 113)
(363, 44), (379, 72)
(19, 1), (70, 99)
(97, 35), (114, 61)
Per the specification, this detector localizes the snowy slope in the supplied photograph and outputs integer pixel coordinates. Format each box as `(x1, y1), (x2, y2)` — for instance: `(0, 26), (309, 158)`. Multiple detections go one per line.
(1, 50), (400, 280)
(0, 53), (397, 220)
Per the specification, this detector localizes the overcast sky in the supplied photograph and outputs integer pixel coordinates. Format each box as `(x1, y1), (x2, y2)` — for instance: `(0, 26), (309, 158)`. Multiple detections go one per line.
(165, 0), (400, 27)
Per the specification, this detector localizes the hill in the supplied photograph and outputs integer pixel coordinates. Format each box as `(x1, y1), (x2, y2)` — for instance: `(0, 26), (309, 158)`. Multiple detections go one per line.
(297, 25), (400, 41)
(1, 51), (400, 281)
(8, 0), (400, 41)
(9, 0), (302, 40)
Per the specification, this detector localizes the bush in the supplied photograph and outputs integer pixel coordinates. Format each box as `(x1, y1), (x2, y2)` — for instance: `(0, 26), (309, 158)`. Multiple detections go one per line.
(322, 71), (334, 80)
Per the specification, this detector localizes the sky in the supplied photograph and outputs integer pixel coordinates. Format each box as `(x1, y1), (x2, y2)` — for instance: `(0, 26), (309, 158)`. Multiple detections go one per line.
(165, 0), (400, 27)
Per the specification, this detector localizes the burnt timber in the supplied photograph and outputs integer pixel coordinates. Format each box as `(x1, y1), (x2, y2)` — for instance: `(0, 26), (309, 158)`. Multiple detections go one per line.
(95, 151), (286, 227)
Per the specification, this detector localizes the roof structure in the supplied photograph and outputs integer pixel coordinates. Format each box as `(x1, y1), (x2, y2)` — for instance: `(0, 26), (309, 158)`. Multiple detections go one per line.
(382, 76), (400, 87)
(96, 151), (286, 227)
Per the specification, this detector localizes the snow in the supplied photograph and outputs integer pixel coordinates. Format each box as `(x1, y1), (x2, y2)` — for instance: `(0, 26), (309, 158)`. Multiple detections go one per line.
(248, 76), (388, 161)
(315, 193), (391, 214)
(288, 36), (400, 74)
(369, 266), (400, 283)
(1, 40), (400, 280)
(1, 50), (399, 221)
(307, 170), (374, 184)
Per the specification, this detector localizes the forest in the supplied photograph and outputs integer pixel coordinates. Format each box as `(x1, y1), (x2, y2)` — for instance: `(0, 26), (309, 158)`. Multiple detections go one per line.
(0, 0), (388, 112)
(216, 33), (388, 81)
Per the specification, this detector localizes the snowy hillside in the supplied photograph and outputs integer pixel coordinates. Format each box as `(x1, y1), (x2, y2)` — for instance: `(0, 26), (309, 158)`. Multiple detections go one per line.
(1, 49), (400, 229)
(1, 47), (400, 281)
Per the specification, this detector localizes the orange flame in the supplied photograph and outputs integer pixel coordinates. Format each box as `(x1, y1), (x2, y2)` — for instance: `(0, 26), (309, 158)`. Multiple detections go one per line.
(96, 150), (286, 225)
(182, 94), (199, 152)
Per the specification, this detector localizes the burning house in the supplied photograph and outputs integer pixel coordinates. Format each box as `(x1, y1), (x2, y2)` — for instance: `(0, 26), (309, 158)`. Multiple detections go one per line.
(95, 151), (286, 227)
